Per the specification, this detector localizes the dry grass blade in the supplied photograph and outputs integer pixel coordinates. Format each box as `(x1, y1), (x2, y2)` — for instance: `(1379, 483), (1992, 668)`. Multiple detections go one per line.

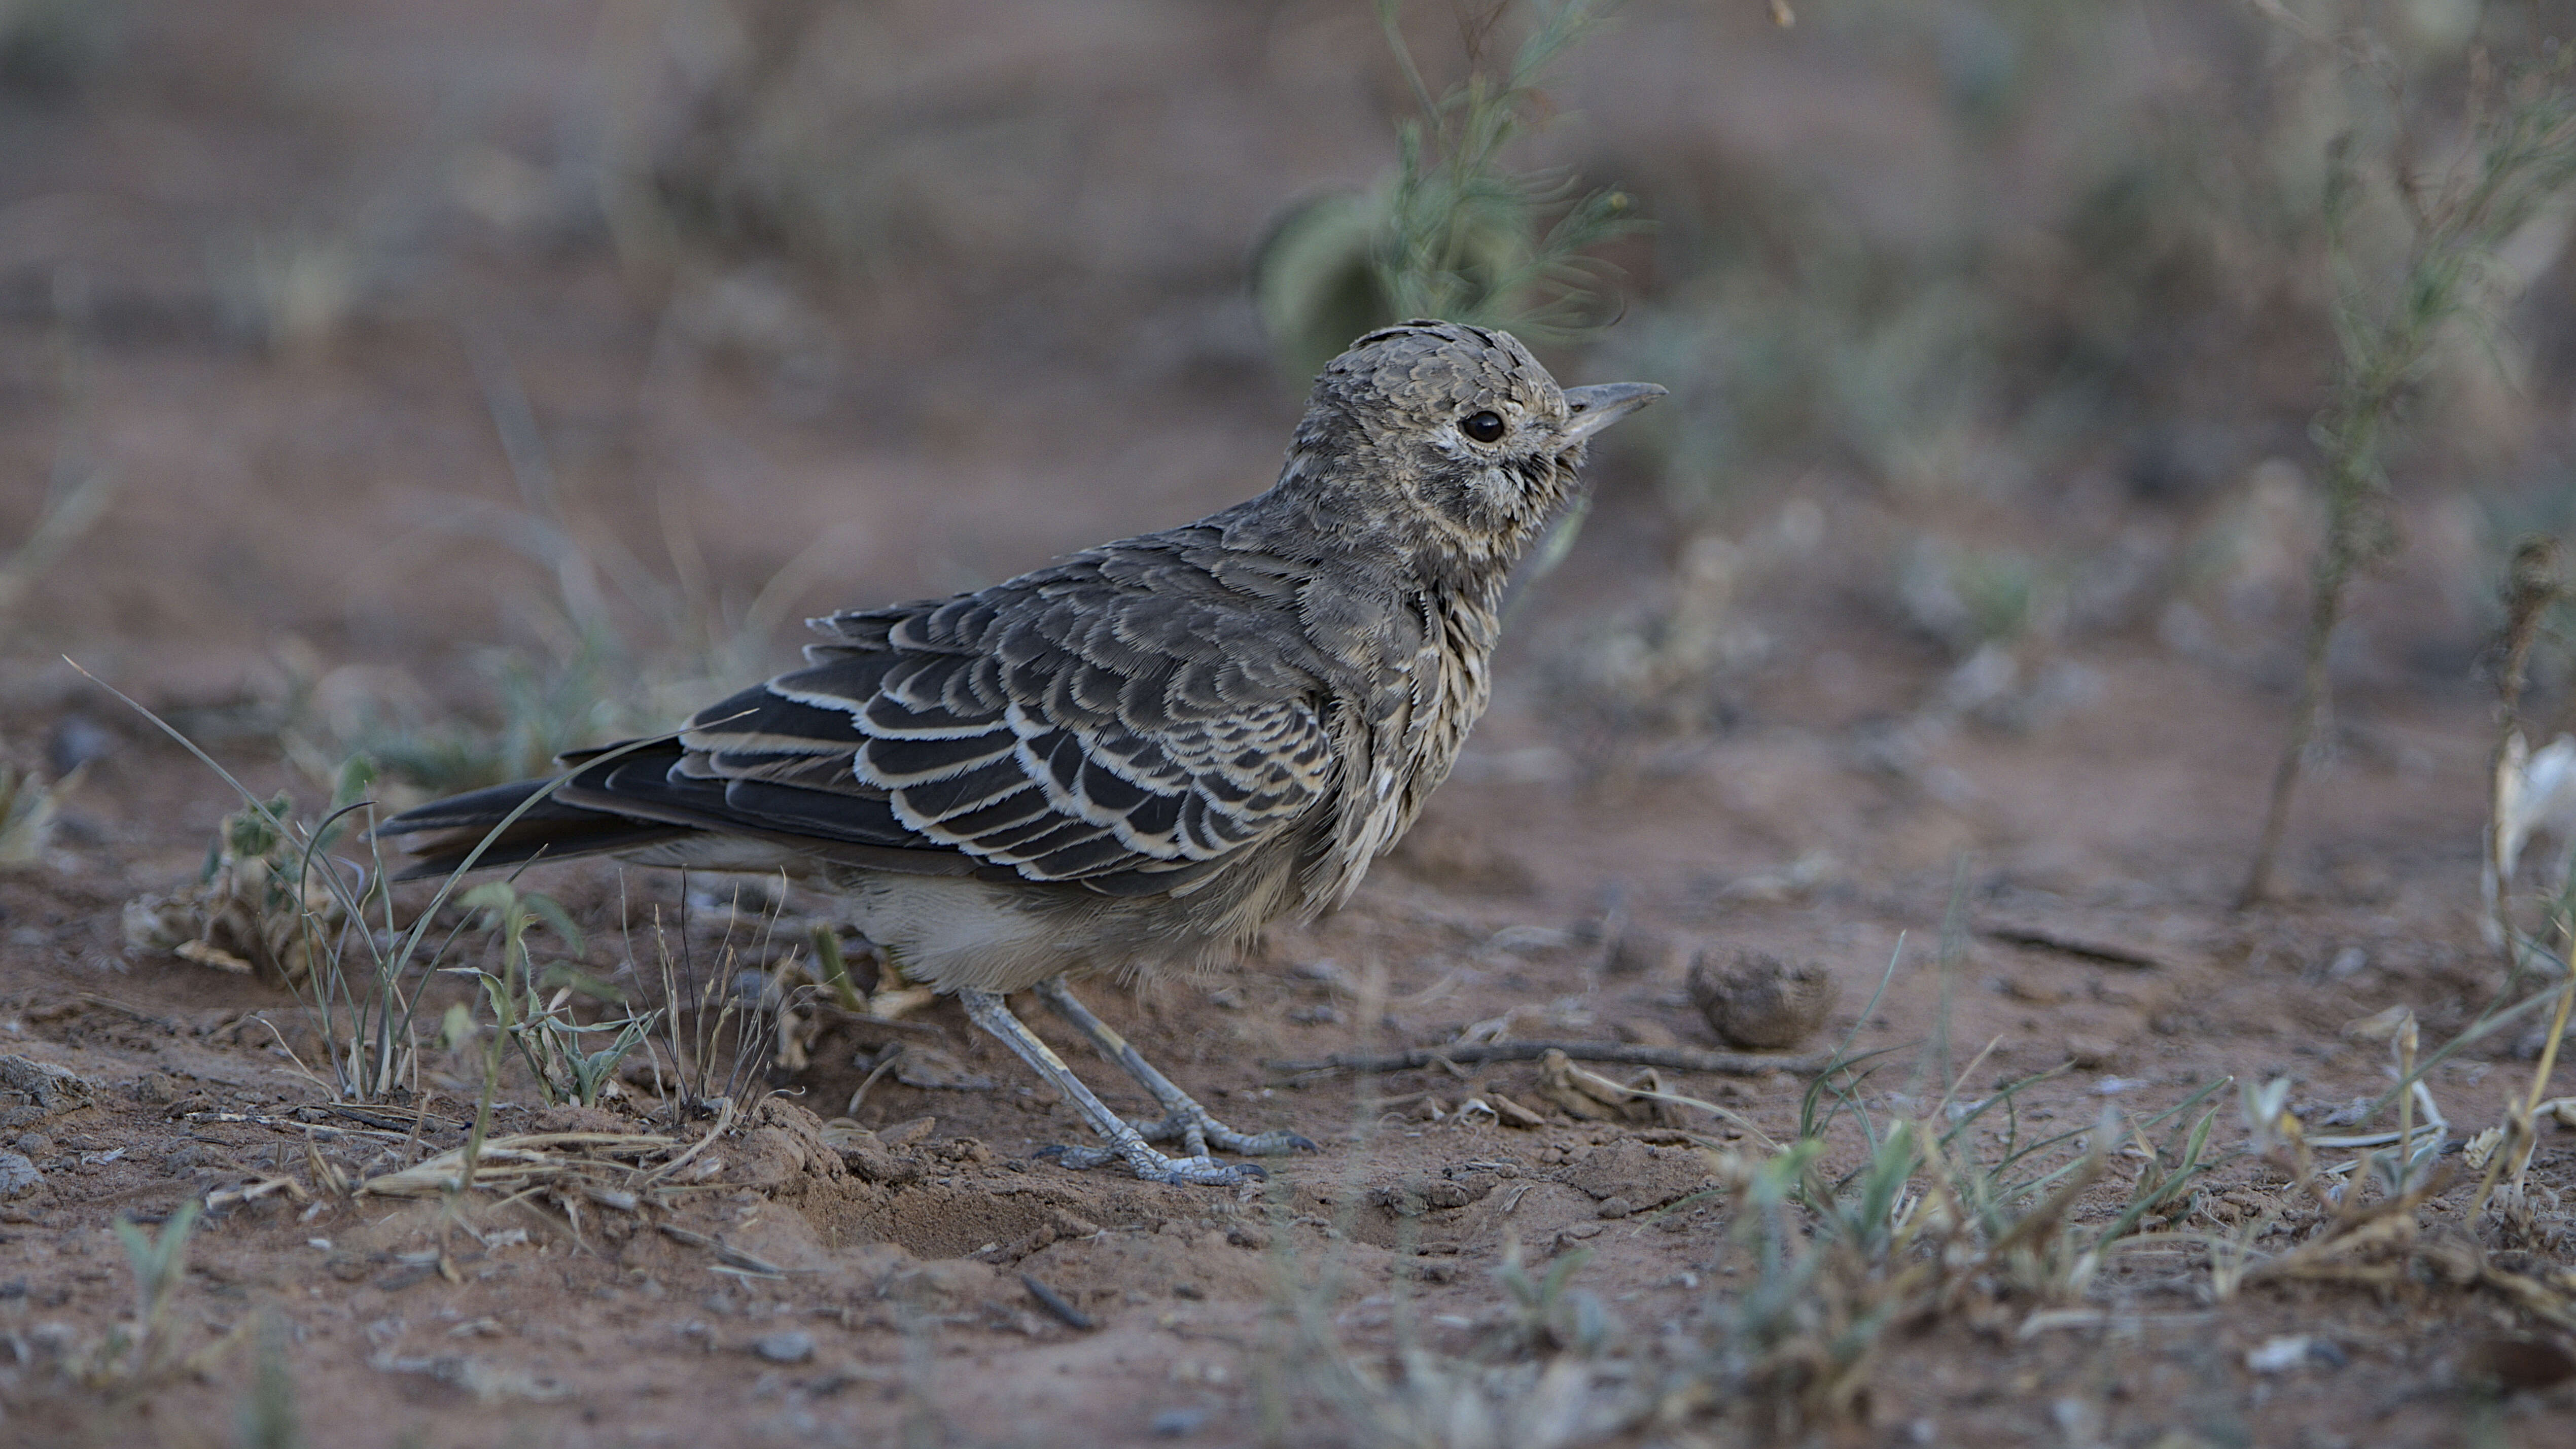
(205, 1176), (310, 1212)
(357, 1131), (675, 1199)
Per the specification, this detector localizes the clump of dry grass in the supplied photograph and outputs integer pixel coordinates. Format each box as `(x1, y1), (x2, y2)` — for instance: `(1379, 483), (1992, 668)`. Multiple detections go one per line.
(2178, 986), (2576, 1337)
(94, 669), (688, 1112)
(121, 788), (355, 983)
(1257, 921), (2235, 1448)
(630, 872), (803, 1117)
(1653, 1066), (2227, 1436)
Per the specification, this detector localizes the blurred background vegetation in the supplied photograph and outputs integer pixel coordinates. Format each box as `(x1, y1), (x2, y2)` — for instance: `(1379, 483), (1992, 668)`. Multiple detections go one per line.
(2, 0), (2572, 808)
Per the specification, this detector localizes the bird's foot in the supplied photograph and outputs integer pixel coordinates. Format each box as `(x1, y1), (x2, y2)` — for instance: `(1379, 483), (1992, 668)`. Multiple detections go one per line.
(1037, 1141), (1264, 1187)
(958, 984), (1282, 1188)
(1136, 1107), (1316, 1159)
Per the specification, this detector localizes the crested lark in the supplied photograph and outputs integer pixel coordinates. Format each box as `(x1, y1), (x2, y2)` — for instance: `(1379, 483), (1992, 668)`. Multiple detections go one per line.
(379, 321), (1663, 1185)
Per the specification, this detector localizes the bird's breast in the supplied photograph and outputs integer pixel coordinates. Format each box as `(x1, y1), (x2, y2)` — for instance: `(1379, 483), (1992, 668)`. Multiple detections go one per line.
(1309, 587), (1502, 911)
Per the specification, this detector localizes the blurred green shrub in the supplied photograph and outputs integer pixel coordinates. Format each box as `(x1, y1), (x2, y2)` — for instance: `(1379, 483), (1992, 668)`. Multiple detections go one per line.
(1595, 0), (2536, 519)
(1253, 0), (1642, 379)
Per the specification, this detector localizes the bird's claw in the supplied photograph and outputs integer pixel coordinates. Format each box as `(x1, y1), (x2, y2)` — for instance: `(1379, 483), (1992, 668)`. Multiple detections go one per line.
(1036, 1142), (1264, 1187)
(1136, 1111), (1315, 1157)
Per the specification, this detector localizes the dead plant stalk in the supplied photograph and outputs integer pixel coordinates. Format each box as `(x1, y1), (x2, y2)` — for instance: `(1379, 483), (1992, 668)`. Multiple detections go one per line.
(2245, 52), (2576, 905)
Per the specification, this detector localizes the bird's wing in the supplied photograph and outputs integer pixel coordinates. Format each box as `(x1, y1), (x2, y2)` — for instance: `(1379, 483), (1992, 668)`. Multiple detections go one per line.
(581, 539), (1340, 895)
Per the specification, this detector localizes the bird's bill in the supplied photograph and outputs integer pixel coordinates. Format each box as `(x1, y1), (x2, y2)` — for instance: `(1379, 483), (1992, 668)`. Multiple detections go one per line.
(1558, 381), (1668, 443)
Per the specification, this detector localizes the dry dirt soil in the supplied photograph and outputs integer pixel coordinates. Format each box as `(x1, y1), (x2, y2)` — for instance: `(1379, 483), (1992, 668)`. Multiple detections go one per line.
(11, 640), (2576, 1449)
(5, 4), (2576, 1448)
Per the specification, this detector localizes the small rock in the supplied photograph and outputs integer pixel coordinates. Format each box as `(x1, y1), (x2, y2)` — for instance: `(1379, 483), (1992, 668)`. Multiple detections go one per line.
(752, 1330), (815, 1364)
(1596, 1196), (1633, 1220)
(0, 1056), (95, 1119)
(1687, 950), (1839, 1049)
(12, 1134), (52, 1158)
(2245, 1334), (2332, 1374)
(1150, 1406), (1209, 1438)
(0, 1152), (42, 1198)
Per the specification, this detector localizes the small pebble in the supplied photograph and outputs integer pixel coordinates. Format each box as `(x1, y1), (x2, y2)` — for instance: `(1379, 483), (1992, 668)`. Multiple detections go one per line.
(0, 1153), (40, 1198)
(1150, 1407), (1209, 1438)
(1688, 949), (1839, 1049)
(2245, 1334), (2327, 1374)
(753, 1330), (815, 1364)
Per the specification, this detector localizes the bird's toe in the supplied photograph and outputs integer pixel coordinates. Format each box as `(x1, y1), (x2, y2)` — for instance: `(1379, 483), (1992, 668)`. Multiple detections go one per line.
(1034, 1141), (1264, 1187)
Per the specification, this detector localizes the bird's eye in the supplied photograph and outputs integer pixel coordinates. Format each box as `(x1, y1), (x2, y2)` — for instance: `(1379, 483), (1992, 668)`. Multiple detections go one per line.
(1461, 410), (1506, 443)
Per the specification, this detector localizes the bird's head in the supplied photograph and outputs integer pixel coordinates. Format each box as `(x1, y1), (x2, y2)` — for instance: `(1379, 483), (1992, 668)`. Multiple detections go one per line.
(1281, 320), (1664, 571)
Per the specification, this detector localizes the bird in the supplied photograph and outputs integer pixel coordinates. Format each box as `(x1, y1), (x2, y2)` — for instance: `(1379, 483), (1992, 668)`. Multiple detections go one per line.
(376, 320), (1663, 1185)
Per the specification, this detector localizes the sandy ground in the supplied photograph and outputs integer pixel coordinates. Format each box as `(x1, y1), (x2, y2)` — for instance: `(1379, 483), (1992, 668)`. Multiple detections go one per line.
(8, 627), (2573, 1447)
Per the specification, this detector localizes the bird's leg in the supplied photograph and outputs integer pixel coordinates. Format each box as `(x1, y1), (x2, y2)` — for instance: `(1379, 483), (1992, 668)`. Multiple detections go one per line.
(1033, 977), (1315, 1158)
(953, 988), (1257, 1187)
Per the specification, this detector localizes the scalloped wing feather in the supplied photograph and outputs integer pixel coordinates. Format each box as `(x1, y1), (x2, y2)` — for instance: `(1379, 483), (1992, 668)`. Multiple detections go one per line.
(669, 559), (1338, 888)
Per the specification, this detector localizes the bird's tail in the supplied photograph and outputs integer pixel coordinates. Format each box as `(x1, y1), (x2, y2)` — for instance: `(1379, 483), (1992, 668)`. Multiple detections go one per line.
(371, 775), (688, 882)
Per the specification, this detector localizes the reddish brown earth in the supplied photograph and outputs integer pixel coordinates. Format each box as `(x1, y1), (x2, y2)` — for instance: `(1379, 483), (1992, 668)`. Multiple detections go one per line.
(7, 644), (2572, 1448)
(5, 4), (2576, 1448)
